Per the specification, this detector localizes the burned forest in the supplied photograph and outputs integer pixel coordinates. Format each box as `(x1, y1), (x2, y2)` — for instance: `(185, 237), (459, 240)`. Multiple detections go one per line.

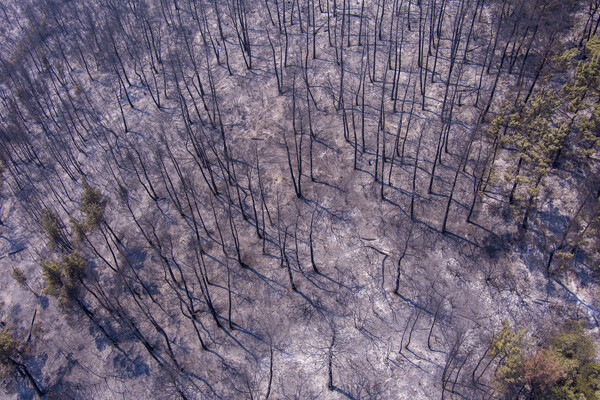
(1, 0), (600, 398)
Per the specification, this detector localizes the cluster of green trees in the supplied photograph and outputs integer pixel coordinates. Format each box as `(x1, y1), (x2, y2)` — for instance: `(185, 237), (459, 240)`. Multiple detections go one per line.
(484, 34), (600, 273)
(0, 0), (598, 398)
(37, 177), (105, 305)
(0, 327), (44, 397)
(484, 320), (600, 399)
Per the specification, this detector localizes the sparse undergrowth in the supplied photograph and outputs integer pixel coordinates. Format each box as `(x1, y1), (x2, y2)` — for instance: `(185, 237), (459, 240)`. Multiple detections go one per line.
(0, 0), (598, 399)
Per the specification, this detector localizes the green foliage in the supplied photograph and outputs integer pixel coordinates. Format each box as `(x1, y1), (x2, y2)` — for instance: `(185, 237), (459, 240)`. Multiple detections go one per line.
(502, 90), (563, 175)
(556, 47), (580, 69)
(499, 35), (600, 164)
(0, 327), (42, 395)
(492, 320), (600, 399)
(490, 36), (600, 235)
(499, 90), (567, 223)
(563, 36), (600, 157)
(41, 259), (64, 297)
(41, 252), (86, 300)
(522, 321), (600, 399)
(575, 103), (600, 157)
(564, 36), (600, 109)
(488, 101), (512, 141)
(490, 321), (528, 389)
(0, 328), (25, 386)
(70, 178), (107, 241)
(584, 214), (600, 272)
(41, 208), (61, 248)
(61, 253), (86, 287)
(552, 321), (597, 369)
(80, 177), (106, 229)
(555, 249), (575, 271)
(11, 268), (27, 287)
(573, 362), (600, 400)
(0, 326), (28, 376)
(491, 321), (524, 355)
(69, 216), (86, 242)
(0, 328), (18, 366)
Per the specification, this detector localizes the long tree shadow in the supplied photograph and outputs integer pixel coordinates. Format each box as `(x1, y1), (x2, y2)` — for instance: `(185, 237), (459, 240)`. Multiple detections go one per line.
(311, 177), (346, 193)
(411, 217), (484, 249)
(302, 269), (357, 292)
(294, 288), (327, 315)
(404, 347), (444, 369)
(227, 322), (265, 344)
(383, 197), (410, 218)
(393, 292), (434, 316)
(330, 385), (358, 400)
(303, 198), (349, 222)
(444, 231), (483, 249)
(301, 272), (346, 294)
(392, 353), (434, 376)
(218, 325), (258, 362)
(204, 251), (285, 291)
(383, 182), (412, 197)
(202, 345), (231, 370)
(185, 370), (223, 399)
(552, 278), (600, 325)
(241, 263), (286, 291)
